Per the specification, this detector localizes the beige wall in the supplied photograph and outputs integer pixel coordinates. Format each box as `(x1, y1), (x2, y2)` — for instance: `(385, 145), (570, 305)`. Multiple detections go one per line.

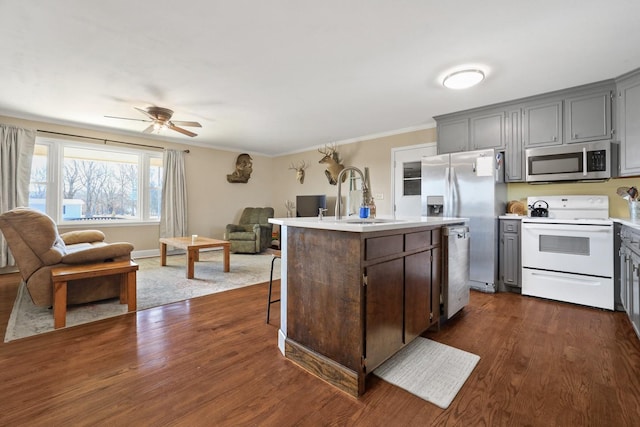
(270, 128), (437, 218)
(2, 115), (436, 254)
(5, 112), (636, 254)
(508, 176), (640, 218)
(1, 115), (274, 252)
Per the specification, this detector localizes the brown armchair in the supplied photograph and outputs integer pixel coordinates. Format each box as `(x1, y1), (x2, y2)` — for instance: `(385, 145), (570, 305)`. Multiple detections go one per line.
(224, 207), (274, 253)
(0, 207), (134, 307)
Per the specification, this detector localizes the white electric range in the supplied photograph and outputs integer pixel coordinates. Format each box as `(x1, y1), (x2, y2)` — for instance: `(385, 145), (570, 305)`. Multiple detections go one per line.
(521, 195), (613, 310)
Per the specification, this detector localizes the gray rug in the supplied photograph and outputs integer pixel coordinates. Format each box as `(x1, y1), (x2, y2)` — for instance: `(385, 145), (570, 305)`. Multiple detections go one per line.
(4, 251), (279, 342)
(373, 337), (480, 409)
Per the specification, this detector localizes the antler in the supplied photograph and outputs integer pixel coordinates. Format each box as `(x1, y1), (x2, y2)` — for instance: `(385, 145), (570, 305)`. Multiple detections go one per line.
(318, 143), (336, 156)
(289, 161), (308, 171)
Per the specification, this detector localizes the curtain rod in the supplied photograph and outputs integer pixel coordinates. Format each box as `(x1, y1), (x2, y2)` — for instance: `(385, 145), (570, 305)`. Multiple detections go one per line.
(36, 129), (190, 153)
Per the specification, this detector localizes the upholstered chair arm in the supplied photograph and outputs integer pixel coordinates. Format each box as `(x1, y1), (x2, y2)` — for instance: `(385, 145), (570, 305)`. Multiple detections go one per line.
(61, 242), (134, 264)
(60, 230), (106, 245)
(253, 224), (272, 252)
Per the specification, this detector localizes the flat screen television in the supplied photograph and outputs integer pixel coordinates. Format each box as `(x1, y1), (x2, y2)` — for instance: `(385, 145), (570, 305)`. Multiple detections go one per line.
(296, 195), (327, 217)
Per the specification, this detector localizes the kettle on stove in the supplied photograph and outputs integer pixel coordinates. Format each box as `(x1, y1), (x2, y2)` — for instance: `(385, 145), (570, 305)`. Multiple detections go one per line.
(529, 200), (549, 217)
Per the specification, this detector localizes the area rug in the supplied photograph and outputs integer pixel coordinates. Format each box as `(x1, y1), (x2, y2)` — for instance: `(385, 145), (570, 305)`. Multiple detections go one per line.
(4, 251), (279, 342)
(373, 337), (480, 409)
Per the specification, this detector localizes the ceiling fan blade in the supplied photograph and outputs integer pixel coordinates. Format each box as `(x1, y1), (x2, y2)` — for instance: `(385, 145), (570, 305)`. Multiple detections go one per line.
(171, 120), (202, 128)
(168, 123), (197, 137)
(134, 106), (158, 120)
(142, 124), (156, 134)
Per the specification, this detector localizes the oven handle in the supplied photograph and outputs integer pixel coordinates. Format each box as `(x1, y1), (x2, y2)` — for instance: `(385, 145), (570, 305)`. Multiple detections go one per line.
(522, 223), (612, 233)
(583, 146), (587, 177)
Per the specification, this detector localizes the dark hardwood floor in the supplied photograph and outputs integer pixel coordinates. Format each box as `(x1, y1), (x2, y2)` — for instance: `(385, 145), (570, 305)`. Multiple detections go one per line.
(1, 273), (639, 426)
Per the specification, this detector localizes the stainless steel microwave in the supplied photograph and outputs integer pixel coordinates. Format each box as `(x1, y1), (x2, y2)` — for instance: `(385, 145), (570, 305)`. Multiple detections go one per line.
(525, 140), (618, 182)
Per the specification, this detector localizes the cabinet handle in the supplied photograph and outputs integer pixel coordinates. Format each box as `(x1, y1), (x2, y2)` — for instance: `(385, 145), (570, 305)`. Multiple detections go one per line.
(553, 136), (557, 141)
(573, 134), (579, 139)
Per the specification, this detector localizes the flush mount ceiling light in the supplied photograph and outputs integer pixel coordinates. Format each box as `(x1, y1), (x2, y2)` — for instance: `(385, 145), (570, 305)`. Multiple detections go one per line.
(442, 69), (485, 89)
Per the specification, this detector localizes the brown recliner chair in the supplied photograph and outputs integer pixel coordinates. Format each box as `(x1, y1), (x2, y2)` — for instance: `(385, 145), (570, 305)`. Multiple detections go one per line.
(224, 207), (274, 253)
(0, 207), (134, 307)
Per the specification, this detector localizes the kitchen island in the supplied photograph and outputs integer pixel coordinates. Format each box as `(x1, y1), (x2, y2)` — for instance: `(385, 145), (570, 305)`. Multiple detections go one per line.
(268, 216), (467, 396)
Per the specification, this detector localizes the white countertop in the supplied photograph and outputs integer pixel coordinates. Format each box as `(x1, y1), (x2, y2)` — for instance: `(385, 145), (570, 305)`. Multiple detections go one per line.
(499, 215), (526, 220)
(612, 218), (640, 229)
(269, 216), (468, 232)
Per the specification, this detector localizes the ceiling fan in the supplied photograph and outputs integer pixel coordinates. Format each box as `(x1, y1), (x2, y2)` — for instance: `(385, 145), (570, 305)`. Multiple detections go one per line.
(105, 106), (202, 137)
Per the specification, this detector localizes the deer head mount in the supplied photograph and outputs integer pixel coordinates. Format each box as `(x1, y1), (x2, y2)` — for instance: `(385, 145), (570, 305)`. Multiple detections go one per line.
(289, 161), (308, 184)
(318, 144), (345, 185)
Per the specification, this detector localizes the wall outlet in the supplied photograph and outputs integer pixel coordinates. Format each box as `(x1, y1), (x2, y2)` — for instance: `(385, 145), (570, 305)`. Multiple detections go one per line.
(374, 193), (384, 200)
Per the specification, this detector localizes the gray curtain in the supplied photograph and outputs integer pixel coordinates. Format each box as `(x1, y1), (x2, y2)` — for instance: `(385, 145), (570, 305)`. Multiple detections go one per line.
(159, 149), (187, 238)
(0, 124), (36, 267)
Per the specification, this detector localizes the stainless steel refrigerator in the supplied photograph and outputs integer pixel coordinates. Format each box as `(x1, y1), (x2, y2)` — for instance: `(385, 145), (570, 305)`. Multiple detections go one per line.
(421, 149), (507, 293)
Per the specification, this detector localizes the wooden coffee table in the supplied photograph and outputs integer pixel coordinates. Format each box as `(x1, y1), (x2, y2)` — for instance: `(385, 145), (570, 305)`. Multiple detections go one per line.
(159, 236), (230, 279)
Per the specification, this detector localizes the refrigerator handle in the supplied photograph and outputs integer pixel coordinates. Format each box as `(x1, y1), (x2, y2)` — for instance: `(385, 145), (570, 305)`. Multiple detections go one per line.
(444, 167), (451, 217)
(449, 166), (458, 217)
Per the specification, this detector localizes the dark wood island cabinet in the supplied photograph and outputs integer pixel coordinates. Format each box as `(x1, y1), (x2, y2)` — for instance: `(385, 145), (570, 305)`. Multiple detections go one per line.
(281, 222), (450, 397)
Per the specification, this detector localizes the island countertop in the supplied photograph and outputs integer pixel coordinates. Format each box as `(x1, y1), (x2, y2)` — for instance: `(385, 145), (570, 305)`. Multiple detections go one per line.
(268, 215), (468, 233)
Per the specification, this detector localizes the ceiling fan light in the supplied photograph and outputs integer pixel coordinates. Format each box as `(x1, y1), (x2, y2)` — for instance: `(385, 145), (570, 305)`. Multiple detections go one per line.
(443, 69), (485, 89)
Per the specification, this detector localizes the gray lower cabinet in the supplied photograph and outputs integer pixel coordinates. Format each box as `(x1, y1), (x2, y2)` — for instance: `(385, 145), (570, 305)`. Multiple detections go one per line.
(619, 225), (640, 340)
(617, 69), (640, 176)
(499, 219), (521, 290)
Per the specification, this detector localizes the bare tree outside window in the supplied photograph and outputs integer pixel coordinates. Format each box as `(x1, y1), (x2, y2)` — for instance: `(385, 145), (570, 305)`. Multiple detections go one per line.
(28, 141), (161, 222)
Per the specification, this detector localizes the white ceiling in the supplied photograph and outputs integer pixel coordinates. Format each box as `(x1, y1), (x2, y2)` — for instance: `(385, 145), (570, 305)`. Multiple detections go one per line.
(1, 1), (640, 156)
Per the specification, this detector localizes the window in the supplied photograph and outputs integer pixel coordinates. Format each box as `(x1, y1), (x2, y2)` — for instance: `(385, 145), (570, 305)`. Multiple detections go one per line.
(29, 137), (163, 224)
(402, 161), (421, 196)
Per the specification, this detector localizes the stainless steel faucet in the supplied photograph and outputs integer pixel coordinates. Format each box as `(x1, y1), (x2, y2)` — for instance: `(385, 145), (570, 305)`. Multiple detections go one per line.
(318, 207), (328, 220)
(335, 166), (368, 220)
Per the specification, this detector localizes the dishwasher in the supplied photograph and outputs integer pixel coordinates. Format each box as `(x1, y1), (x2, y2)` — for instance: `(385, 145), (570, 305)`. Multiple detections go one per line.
(442, 225), (470, 320)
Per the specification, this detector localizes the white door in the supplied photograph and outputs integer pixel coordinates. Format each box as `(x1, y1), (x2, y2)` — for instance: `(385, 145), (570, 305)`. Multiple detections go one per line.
(392, 143), (437, 217)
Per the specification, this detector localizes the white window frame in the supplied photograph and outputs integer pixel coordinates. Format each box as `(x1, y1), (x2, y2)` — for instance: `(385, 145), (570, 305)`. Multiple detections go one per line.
(32, 136), (163, 226)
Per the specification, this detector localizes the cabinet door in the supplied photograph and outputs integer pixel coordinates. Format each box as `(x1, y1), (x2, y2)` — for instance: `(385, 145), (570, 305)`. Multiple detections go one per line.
(620, 244), (629, 311)
(618, 72), (640, 176)
(501, 232), (520, 287)
(431, 246), (441, 322)
(365, 258), (404, 371)
(404, 250), (432, 343)
(470, 111), (505, 150)
(437, 118), (469, 154)
(523, 100), (563, 147)
(631, 252), (640, 337)
(565, 90), (612, 143)
(505, 108), (523, 182)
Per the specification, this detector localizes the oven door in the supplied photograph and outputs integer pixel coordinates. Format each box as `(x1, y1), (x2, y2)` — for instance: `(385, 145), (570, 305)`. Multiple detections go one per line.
(521, 222), (613, 277)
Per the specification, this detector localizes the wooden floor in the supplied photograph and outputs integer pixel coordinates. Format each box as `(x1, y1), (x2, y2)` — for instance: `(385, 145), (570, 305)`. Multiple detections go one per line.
(1, 273), (639, 427)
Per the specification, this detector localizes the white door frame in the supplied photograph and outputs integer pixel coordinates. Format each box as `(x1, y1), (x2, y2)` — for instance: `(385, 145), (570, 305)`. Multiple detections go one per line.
(391, 142), (438, 217)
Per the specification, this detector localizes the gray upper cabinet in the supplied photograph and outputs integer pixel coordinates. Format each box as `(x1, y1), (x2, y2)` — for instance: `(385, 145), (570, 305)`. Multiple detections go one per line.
(437, 117), (469, 154)
(617, 69), (640, 176)
(565, 87), (613, 144)
(522, 99), (563, 147)
(470, 110), (505, 151)
(505, 107), (523, 182)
